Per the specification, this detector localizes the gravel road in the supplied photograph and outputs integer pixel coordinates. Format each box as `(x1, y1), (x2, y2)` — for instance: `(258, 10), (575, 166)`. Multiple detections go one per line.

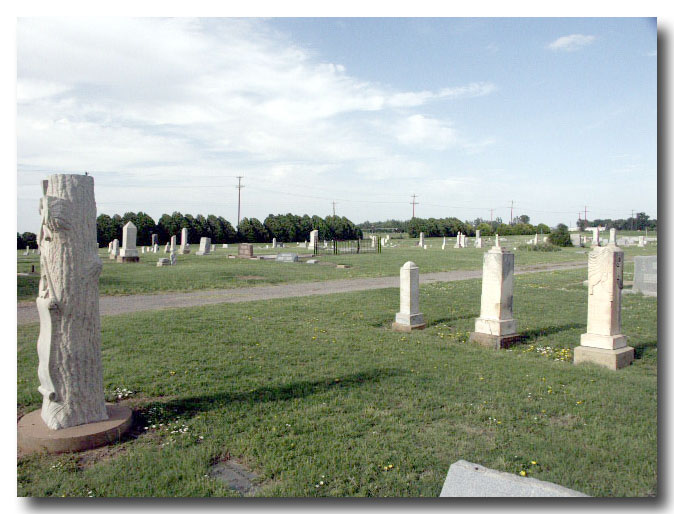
(17, 261), (586, 325)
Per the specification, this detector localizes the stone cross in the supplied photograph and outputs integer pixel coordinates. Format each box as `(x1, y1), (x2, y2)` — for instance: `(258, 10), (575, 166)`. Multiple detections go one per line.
(35, 174), (108, 429)
(392, 261), (426, 331)
(574, 244), (634, 370)
(469, 243), (520, 349)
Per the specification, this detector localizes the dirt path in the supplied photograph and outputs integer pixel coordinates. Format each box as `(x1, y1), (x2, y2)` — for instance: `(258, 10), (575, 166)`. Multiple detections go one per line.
(17, 261), (586, 325)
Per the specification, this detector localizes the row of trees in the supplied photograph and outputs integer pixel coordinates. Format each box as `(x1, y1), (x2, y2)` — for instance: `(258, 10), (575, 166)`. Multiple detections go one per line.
(359, 215), (550, 238)
(17, 232), (37, 249)
(94, 211), (362, 247)
(576, 212), (657, 231)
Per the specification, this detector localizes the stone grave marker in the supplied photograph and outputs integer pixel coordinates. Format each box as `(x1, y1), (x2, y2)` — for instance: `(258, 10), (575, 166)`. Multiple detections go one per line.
(238, 243), (254, 258)
(196, 237), (212, 256)
(392, 261), (426, 332)
(276, 253), (299, 262)
(632, 255), (657, 296)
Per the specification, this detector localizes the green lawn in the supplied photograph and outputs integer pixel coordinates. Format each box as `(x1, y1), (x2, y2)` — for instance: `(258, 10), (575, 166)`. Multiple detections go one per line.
(17, 267), (657, 497)
(16, 235), (658, 301)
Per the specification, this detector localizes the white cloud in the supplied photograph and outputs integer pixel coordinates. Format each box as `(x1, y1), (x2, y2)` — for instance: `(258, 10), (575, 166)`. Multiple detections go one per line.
(547, 34), (596, 52)
(394, 115), (458, 150)
(16, 17), (496, 230)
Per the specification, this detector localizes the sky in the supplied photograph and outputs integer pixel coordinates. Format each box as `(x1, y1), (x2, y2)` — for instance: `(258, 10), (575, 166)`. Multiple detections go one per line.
(15, 17), (657, 233)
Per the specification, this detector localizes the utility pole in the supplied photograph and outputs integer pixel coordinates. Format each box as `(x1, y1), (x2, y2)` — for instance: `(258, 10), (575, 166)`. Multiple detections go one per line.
(332, 201), (336, 217)
(584, 205), (588, 223)
(510, 200), (514, 224)
(410, 194), (419, 219)
(490, 208), (494, 223)
(235, 176), (244, 227)
(631, 209), (635, 231)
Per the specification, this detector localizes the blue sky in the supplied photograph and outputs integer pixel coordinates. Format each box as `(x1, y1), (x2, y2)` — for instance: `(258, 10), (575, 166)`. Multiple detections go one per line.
(16, 17), (657, 233)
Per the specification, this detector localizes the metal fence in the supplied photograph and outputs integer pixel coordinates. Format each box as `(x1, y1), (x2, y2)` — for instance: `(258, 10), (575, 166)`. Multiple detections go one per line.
(313, 237), (382, 255)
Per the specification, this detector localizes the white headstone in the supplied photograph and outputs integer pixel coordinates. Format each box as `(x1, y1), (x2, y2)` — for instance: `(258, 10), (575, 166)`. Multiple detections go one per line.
(609, 228), (616, 245)
(419, 232), (425, 247)
(109, 239), (119, 259)
(309, 230), (319, 250)
(36, 174), (108, 429)
(392, 261), (425, 331)
(470, 242), (518, 348)
(179, 227), (190, 254)
(272, 237), (277, 248)
(118, 222), (138, 259)
(170, 235), (177, 253)
(574, 244), (634, 369)
(196, 237), (212, 255)
(589, 227), (600, 247)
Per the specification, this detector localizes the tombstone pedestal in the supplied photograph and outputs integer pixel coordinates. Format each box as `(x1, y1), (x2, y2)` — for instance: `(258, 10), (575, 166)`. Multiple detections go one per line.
(116, 255), (139, 263)
(392, 261), (426, 332)
(574, 244), (633, 370)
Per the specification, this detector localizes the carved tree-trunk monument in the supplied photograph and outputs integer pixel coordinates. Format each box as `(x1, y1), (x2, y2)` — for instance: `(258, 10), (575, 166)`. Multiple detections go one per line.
(19, 174), (132, 454)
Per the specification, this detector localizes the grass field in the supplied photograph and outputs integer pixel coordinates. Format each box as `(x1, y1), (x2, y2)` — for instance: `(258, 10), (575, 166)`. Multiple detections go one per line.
(16, 235), (658, 301)
(17, 266), (657, 497)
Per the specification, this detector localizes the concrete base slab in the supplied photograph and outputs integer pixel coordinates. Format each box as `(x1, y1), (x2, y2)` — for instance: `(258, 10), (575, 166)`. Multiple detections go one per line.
(18, 404), (133, 454)
(440, 460), (589, 497)
(573, 345), (634, 370)
(470, 332), (522, 350)
(116, 256), (139, 263)
(392, 322), (426, 332)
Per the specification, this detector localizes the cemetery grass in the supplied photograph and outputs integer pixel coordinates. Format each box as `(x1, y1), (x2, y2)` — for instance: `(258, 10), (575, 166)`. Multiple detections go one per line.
(17, 268), (657, 497)
(16, 237), (657, 301)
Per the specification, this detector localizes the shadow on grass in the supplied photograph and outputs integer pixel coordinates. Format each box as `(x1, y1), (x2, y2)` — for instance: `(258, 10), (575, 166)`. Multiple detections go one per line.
(632, 338), (658, 359)
(428, 314), (479, 327)
(519, 323), (585, 343)
(137, 367), (406, 420)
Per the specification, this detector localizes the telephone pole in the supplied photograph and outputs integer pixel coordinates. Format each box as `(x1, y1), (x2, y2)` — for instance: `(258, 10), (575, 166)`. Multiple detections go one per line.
(584, 205), (588, 223)
(332, 201), (336, 217)
(510, 200), (514, 224)
(631, 209), (635, 231)
(490, 208), (494, 222)
(236, 176), (244, 226)
(410, 194), (419, 219)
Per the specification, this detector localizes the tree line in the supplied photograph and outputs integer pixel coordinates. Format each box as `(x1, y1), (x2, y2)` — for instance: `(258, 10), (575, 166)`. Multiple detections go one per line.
(93, 211), (362, 247)
(359, 216), (550, 238)
(576, 212), (657, 231)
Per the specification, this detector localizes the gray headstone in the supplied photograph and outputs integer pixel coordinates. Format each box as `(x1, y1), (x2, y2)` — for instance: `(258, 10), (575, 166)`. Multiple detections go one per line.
(275, 253), (299, 262)
(632, 255), (657, 296)
(440, 460), (588, 497)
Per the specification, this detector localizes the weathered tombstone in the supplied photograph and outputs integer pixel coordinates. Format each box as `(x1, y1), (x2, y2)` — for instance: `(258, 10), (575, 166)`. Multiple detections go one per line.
(179, 227), (190, 254)
(164, 242), (170, 253)
(589, 227), (600, 247)
(632, 256), (657, 297)
(153, 243), (159, 253)
(371, 236), (376, 248)
(107, 241), (112, 253)
(469, 236), (520, 349)
(151, 233), (158, 246)
(196, 237), (212, 256)
(275, 252), (299, 262)
(222, 243), (228, 248)
(157, 258), (170, 267)
(638, 235), (646, 247)
(419, 232), (425, 247)
(609, 228), (616, 245)
(533, 233), (539, 245)
(574, 244), (634, 370)
(170, 251), (177, 266)
(212, 244), (216, 253)
(570, 234), (581, 247)
(19, 174), (131, 453)
(272, 237), (277, 248)
(475, 230), (483, 248)
(141, 247), (145, 254)
(543, 236), (549, 243)
(238, 243), (254, 258)
(109, 239), (119, 260)
(308, 230), (319, 250)
(392, 261), (426, 332)
(454, 232), (462, 248)
(442, 236), (447, 250)
(117, 222), (139, 262)
(306, 259), (318, 264)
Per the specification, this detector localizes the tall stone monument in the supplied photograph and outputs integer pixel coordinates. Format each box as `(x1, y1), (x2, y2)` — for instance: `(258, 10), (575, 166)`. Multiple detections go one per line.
(117, 221), (139, 262)
(392, 261), (426, 332)
(19, 174), (132, 453)
(179, 227), (190, 254)
(418, 232), (425, 247)
(469, 237), (521, 349)
(151, 233), (158, 246)
(574, 242), (634, 370)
